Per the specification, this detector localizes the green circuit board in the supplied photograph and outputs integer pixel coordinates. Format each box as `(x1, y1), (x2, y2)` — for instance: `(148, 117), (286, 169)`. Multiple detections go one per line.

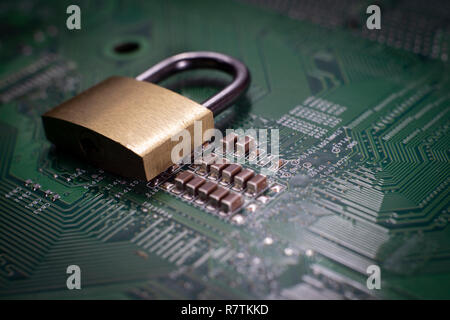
(1, 0), (449, 299)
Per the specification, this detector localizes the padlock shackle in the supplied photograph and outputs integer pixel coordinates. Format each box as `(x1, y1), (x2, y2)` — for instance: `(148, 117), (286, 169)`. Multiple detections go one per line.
(136, 51), (250, 115)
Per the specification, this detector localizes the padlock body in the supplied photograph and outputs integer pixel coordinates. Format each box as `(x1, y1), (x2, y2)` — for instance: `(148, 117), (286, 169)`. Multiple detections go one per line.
(42, 76), (214, 181)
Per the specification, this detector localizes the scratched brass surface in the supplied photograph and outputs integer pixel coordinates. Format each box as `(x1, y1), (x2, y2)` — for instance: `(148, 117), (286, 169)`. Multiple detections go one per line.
(42, 76), (214, 180)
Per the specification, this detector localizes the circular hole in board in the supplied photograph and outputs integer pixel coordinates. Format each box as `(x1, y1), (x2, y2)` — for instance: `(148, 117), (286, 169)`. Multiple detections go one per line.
(114, 41), (140, 54)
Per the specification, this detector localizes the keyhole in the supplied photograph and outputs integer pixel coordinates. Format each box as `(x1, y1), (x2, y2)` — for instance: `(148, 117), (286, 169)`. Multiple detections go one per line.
(80, 137), (100, 157)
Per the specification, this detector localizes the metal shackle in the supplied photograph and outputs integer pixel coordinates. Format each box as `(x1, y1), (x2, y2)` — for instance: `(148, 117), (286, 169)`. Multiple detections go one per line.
(136, 51), (251, 115)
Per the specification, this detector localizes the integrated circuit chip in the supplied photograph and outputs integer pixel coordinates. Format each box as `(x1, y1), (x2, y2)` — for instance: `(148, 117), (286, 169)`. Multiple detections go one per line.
(234, 168), (255, 190)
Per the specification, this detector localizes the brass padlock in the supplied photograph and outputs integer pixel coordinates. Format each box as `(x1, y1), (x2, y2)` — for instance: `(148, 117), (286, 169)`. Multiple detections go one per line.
(42, 52), (250, 181)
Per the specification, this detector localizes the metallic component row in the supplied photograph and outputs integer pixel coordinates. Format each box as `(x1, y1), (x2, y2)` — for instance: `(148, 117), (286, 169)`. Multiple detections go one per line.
(173, 171), (244, 213)
(221, 133), (256, 156)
